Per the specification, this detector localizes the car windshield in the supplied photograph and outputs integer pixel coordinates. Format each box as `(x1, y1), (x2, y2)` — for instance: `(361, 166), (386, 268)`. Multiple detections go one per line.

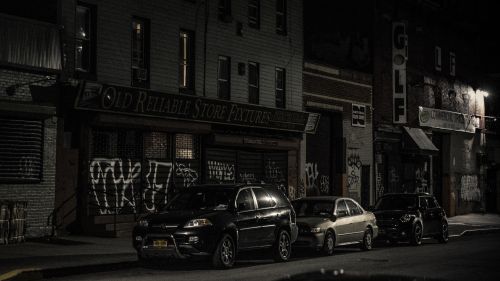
(375, 196), (417, 211)
(165, 189), (234, 211)
(292, 200), (333, 217)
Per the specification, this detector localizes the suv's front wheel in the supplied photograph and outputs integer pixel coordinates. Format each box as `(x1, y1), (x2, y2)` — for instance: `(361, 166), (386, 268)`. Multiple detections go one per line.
(212, 234), (236, 268)
(273, 229), (291, 262)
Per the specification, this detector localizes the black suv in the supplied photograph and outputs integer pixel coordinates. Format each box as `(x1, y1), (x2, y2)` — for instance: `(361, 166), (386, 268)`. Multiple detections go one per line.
(373, 193), (448, 245)
(132, 184), (298, 268)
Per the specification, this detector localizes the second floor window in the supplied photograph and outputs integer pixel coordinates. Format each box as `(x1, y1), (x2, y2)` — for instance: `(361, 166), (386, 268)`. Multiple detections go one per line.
(218, 56), (231, 100)
(248, 0), (260, 29)
(275, 67), (286, 108)
(218, 0), (232, 22)
(276, 0), (287, 35)
(75, 3), (95, 74)
(248, 62), (259, 104)
(179, 30), (195, 93)
(131, 17), (150, 88)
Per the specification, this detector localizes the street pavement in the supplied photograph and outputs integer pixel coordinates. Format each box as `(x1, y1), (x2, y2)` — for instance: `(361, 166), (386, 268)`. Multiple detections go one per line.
(0, 213), (499, 281)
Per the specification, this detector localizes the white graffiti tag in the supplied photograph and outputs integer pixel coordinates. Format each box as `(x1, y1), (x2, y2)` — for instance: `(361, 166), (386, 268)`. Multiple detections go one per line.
(208, 161), (235, 182)
(175, 163), (199, 188)
(143, 160), (173, 212)
(304, 162), (319, 190)
(460, 175), (481, 202)
(89, 159), (141, 215)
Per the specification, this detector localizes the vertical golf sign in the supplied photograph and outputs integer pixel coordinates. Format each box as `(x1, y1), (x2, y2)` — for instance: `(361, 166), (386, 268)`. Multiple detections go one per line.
(392, 22), (407, 124)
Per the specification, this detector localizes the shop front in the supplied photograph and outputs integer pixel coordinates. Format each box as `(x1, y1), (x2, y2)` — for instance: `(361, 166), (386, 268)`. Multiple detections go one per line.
(66, 81), (312, 236)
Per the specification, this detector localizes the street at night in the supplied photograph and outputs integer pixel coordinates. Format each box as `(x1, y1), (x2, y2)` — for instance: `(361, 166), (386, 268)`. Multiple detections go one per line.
(42, 234), (500, 281)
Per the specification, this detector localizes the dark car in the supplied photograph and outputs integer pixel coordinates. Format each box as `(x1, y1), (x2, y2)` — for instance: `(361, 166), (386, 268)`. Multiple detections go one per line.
(373, 193), (448, 245)
(132, 184), (298, 268)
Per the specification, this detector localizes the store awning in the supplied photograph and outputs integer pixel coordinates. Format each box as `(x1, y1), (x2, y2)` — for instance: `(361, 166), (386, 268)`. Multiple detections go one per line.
(402, 126), (439, 155)
(0, 13), (62, 71)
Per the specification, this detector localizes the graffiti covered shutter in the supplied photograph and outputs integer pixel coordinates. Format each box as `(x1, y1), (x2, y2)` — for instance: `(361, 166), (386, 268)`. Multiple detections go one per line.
(0, 117), (43, 182)
(306, 113), (333, 195)
(206, 149), (237, 184)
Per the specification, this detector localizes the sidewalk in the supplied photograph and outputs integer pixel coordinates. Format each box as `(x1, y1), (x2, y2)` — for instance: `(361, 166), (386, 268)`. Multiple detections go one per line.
(1, 213), (499, 281)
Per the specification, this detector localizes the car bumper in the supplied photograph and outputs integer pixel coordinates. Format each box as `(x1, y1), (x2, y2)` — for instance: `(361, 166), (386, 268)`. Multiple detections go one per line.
(293, 232), (325, 250)
(377, 224), (412, 241)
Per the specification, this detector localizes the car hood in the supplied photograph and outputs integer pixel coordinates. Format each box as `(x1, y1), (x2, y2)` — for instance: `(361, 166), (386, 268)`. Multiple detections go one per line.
(296, 216), (332, 227)
(373, 210), (415, 220)
(145, 209), (221, 226)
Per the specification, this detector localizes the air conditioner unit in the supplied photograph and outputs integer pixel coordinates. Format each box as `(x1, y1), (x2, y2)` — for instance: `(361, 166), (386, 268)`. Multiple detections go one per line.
(135, 68), (147, 81)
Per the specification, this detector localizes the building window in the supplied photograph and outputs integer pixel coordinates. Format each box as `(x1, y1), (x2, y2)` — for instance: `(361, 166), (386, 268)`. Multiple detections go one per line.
(218, 0), (232, 22)
(352, 104), (366, 127)
(248, 61), (259, 104)
(275, 67), (286, 108)
(218, 56), (231, 100)
(179, 30), (195, 93)
(248, 0), (260, 29)
(449, 52), (456, 76)
(434, 46), (442, 71)
(131, 17), (150, 88)
(276, 0), (287, 35)
(75, 3), (96, 74)
(176, 134), (198, 160)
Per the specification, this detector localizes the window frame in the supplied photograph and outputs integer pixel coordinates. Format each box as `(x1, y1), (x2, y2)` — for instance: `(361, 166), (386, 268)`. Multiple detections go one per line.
(248, 0), (260, 29)
(235, 187), (257, 212)
(252, 187), (276, 209)
(218, 55), (231, 100)
(335, 199), (349, 218)
(131, 16), (150, 88)
(275, 67), (286, 108)
(248, 61), (259, 104)
(179, 29), (195, 94)
(75, 2), (97, 78)
(275, 0), (287, 35)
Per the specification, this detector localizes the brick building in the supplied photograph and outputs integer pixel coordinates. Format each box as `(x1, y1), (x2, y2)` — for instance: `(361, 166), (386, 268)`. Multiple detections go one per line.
(303, 1), (374, 206)
(0, 1), (61, 238)
(372, 0), (488, 215)
(53, 0), (308, 236)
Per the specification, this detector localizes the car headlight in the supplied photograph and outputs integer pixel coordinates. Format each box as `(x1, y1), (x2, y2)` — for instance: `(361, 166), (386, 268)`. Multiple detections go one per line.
(310, 227), (322, 233)
(400, 214), (412, 223)
(184, 218), (213, 228)
(138, 219), (149, 227)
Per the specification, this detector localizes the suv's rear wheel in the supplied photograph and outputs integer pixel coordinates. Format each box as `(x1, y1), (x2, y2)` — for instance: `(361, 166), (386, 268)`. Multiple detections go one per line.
(360, 228), (373, 250)
(212, 234), (235, 268)
(322, 231), (335, 255)
(273, 229), (291, 262)
(410, 222), (423, 246)
(436, 220), (449, 243)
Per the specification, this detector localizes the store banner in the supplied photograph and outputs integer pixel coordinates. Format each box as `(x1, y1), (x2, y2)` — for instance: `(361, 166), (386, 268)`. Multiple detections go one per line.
(418, 106), (480, 133)
(75, 81), (312, 133)
(392, 22), (408, 124)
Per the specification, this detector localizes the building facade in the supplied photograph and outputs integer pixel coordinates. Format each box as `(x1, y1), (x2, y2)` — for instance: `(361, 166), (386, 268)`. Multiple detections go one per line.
(372, 0), (487, 215)
(54, 0), (307, 236)
(0, 1), (62, 238)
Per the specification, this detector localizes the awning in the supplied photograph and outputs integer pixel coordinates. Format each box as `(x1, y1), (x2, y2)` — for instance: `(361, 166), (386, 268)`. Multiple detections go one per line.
(402, 126), (439, 155)
(0, 13), (62, 71)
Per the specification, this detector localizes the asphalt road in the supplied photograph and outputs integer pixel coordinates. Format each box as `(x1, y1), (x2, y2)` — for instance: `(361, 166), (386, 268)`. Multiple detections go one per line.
(45, 234), (500, 281)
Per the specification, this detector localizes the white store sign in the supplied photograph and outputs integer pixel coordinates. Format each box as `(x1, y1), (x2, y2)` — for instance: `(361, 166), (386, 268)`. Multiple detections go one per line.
(418, 106), (479, 133)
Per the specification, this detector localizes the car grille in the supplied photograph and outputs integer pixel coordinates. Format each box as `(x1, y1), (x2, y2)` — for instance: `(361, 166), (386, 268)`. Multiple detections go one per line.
(377, 219), (397, 227)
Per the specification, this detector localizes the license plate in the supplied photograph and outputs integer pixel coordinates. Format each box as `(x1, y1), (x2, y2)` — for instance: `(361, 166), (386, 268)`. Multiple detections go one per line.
(153, 240), (168, 247)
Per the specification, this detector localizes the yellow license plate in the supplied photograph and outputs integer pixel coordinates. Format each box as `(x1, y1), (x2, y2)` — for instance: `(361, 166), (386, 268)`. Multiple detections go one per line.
(153, 240), (168, 247)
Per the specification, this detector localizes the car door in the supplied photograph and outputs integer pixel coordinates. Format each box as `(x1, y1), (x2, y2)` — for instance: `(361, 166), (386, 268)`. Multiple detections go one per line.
(345, 199), (365, 242)
(424, 196), (441, 234)
(334, 199), (352, 244)
(419, 196), (436, 235)
(251, 187), (277, 246)
(235, 188), (260, 249)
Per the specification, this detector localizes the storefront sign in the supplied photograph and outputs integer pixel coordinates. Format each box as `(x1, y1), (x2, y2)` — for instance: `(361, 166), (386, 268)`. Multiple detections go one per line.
(392, 22), (408, 124)
(75, 81), (311, 132)
(418, 106), (479, 133)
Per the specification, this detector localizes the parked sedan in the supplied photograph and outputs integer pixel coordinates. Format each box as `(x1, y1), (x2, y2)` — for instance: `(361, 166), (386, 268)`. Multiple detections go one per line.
(132, 184), (298, 268)
(291, 197), (378, 255)
(373, 193), (448, 245)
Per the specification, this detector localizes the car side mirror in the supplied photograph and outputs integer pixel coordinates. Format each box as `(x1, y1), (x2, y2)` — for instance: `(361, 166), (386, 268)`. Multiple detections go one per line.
(330, 214), (337, 222)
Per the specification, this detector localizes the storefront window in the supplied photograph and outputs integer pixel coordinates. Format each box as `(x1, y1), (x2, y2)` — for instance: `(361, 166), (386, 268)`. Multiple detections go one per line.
(176, 134), (198, 160)
(144, 132), (170, 159)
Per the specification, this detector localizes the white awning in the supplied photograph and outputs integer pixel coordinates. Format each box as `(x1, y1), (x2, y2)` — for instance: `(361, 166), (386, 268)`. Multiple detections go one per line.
(403, 126), (439, 154)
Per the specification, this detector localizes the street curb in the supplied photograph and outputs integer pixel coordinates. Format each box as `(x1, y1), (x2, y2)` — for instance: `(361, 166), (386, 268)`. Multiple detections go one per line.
(0, 261), (138, 281)
(448, 227), (500, 238)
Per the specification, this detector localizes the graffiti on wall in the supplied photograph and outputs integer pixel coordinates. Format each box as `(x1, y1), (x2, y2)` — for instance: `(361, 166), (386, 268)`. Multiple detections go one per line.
(175, 163), (198, 188)
(239, 172), (257, 183)
(89, 158), (178, 214)
(208, 161), (235, 182)
(415, 165), (428, 193)
(19, 157), (36, 178)
(347, 152), (362, 194)
(89, 159), (142, 214)
(304, 162), (330, 195)
(265, 159), (284, 181)
(376, 167), (384, 199)
(460, 175), (481, 202)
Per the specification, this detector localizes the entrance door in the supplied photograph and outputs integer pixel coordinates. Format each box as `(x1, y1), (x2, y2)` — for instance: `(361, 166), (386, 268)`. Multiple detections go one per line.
(361, 165), (370, 207)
